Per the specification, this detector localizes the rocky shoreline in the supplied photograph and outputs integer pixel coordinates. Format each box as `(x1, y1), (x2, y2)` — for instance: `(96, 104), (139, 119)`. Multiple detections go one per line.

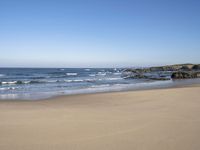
(122, 64), (200, 80)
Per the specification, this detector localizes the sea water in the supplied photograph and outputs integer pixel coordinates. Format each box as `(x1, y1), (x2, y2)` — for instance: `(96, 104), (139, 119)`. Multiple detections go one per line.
(0, 68), (199, 100)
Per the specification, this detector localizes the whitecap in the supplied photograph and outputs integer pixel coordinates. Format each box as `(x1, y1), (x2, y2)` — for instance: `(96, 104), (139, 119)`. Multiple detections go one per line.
(97, 72), (106, 76)
(73, 79), (84, 82)
(64, 80), (73, 83)
(89, 74), (96, 77)
(113, 72), (121, 75)
(66, 73), (78, 76)
(85, 79), (96, 82)
(1, 81), (17, 84)
(106, 77), (122, 81)
(64, 79), (83, 83)
(8, 87), (17, 90)
(0, 87), (19, 91)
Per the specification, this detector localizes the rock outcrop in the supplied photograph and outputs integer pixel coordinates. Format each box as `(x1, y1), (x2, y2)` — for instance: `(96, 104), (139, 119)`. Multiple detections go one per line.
(171, 71), (200, 79)
(122, 64), (200, 80)
(192, 65), (200, 70)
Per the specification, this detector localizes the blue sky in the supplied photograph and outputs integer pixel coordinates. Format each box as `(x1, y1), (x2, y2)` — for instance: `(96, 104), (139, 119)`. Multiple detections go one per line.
(0, 0), (200, 67)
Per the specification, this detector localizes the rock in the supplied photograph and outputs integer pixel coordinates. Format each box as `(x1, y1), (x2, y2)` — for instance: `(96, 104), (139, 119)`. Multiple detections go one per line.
(123, 64), (196, 74)
(171, 71), (200, 79)
(123, 64), (200, 80)
(192, 65), (200, 70)
(193, 72), (200, 78)
(16, 81), (23, 84)
(122, 73), (148, 79)
(171, 72), (191, 79)
(181, 66), (191, 71)
(149, 77), (170, 80)
(134, 74), (148, 79)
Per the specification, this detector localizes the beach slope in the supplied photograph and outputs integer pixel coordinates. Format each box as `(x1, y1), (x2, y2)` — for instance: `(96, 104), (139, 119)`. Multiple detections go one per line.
(0, 86), (200, 150)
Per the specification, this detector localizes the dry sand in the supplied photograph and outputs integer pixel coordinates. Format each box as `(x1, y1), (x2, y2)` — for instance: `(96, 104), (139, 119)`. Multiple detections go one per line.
(0, 86), (200, 150)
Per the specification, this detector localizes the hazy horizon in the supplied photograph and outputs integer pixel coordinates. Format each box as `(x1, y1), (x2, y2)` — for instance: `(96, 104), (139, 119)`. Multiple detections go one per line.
(1, 0), (200, 68)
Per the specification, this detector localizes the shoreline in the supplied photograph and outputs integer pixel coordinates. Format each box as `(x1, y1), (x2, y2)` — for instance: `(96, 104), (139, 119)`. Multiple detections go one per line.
(0, 81), (200, 101)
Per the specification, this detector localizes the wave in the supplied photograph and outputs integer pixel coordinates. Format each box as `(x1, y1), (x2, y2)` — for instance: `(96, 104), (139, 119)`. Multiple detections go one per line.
(64, 79), (83, 83)
(0, 81), (23, 85)
(66, 73), (78, 76)
(97, 72), (106, 76)
(0, 87), (18, 91)
(89, 74), (96, 77)
(113, 72), (121, 75)
(91, 84), (110, 88)
(64, 79), (96, 83)
(105, 77), (122, 81)
(0, 80), (48, 85)
(0, 78), (96, 85)
(85, 69), (90, 71)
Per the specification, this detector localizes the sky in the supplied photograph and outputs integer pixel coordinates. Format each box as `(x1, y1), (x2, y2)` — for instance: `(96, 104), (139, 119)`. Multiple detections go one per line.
(0, 0), (200, 68)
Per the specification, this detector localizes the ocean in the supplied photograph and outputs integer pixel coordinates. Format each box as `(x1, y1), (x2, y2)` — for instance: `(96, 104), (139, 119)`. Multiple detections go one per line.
(0, 68), (199, 100)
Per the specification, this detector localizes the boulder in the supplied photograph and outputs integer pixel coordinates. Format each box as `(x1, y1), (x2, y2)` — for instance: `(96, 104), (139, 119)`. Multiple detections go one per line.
(171, 71), (200, 79)
(171, 72), (191, 79)
(192, 65), (200, 70)
(181, 66), (191, 71)
(193, 72), (200, 78)
(123, 64), (200, 80)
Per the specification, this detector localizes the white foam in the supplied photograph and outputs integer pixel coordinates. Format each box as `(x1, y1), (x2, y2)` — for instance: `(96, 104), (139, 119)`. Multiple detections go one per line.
(24, 81), (31, 84)
(64, 79), (83, 82)
(0, 87), (17, 91)
(85, 79), (95, 82)
(89, 74), (96, 77)
(106, 77), (122, 80)
(85, 69), (90, 71)
(97, 72), (106, 76)
(73, 79), (84, 82)
(2, 81), (17, 84)
(113, 72), (121, 75)
(64, 80), (73, 83)
(8, 87), (17, 90)
(66, 73), (78, 76)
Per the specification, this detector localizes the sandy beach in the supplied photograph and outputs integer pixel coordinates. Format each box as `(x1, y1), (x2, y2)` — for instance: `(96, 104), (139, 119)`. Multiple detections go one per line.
(0, 86), (200, 150)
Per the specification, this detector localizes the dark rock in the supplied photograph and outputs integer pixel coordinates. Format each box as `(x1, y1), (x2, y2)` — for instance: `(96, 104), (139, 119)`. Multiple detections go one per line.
(134, 74), (148, 79)
(192, 65), (200, 70)
(193, 72), (200, 78)
(171, 71), (200, 79)
(123, 64), (200, 80)
(122, 73), (148, 79)
(16, 81), (23, 84)
(149, 77), (170, 80)
(181, 66), (191, 71)
(171, 72), (191, 79)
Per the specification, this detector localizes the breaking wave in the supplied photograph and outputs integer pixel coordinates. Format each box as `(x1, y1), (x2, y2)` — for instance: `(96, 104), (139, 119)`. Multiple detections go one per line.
(66, 73), (78, 76)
